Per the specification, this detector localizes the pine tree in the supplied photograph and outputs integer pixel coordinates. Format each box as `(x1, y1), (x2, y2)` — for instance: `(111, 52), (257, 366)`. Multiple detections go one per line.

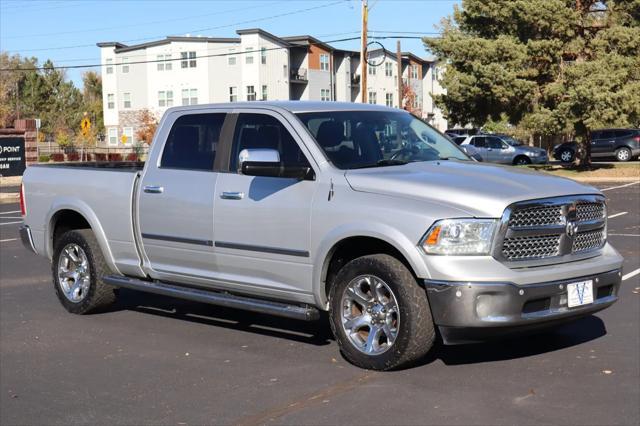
(424, 0), (640, 162)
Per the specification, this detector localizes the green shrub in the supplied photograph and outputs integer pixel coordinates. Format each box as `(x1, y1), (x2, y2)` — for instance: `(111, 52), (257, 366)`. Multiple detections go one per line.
(38, 154), (50, 162)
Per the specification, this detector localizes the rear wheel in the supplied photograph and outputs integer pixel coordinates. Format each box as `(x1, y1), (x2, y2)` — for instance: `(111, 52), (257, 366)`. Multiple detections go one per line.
(513, 155), (531, 165)
(559, 149), (574, 163)
(52, 229), (117, 314)
(329, 254), (435, 370)
(615, 147), (631, 162)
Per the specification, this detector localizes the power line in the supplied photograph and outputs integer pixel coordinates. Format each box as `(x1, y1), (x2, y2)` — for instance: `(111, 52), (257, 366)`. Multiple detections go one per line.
(3, 1), (288, 39)
(6, 0), (348, 53)
(0, 35), (427, 72)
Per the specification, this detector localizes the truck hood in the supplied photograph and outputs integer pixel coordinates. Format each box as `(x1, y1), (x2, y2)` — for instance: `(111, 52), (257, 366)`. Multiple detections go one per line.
(344, 161), (600, 217)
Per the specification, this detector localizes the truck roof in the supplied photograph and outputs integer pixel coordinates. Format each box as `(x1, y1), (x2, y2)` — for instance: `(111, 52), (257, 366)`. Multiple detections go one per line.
(165, 101), (400, 114)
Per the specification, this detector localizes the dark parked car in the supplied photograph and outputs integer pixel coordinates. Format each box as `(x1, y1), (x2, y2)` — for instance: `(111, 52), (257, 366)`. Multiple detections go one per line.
(554, 129), (640, 162)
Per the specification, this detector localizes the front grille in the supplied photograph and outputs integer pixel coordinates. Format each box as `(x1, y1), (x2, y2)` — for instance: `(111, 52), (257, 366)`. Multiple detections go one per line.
(502, 235), (561, 260)
(576, 203), (605, 222)
(573, 229), (605, 253)
(497, 196), (606, 263)
(508, 206), (563, 228)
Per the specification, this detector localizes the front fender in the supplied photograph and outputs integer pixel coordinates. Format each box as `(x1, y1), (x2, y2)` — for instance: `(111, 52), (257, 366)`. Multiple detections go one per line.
(312, 222), (430, 308)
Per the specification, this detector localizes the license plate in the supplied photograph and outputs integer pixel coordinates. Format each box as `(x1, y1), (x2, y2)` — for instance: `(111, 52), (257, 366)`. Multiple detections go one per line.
(567, 280), (594, 308)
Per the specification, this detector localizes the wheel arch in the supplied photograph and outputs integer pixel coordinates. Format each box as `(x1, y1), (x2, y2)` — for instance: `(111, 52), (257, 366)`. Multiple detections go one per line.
(313, 226), (429, 309)
(45, 200), (120, 275)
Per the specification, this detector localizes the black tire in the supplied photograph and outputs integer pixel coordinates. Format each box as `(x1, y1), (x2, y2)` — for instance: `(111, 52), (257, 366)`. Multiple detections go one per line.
(513, 155), (531, 165)
(559, 148), (575, 163)
(328, 254), (435, 370)
(615, 147), (631, 162)
(52, 229), (117, 314)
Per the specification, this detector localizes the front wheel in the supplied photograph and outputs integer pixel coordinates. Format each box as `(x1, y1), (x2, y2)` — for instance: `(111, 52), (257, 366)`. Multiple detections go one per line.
(52, 229), (117, 314)
(559, 148), (574, 163)
(616, 147), (631, 162)
(329, 254), (435, 370)
(513, 155), (531, 165)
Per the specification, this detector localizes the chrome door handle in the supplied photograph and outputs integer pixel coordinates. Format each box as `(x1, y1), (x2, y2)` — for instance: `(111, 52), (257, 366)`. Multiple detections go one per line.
(220, 191), (244, 200)
(143, 185), (164, 194)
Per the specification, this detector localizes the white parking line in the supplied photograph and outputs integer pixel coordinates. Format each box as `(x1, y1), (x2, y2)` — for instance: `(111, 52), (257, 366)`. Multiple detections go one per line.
(608, 233), (640, 237)
(601, 182), (639, 191)
(622, 268), (640, 281)
(608, 212), (628, 219)
(0, 211), (20, 215)
(0, 238), (17, 243)
(0, 216), (22, 220)
(0, 221), (22, 226)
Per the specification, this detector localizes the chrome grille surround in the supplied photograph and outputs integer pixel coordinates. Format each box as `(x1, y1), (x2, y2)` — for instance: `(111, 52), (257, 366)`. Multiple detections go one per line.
(493, 195), (607, 267)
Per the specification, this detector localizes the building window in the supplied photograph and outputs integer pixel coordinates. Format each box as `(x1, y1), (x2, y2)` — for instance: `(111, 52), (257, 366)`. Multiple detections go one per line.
(182, 88), (198, 106)
(320, 54), (329, 71)
(158, 90), (173, 107)
(320, 88), (330, 101)
(368, 91), (376, 104)
(246, 85), (256, 101)
(181, 51), (196, 68)
(105, 58), (113, 74)
(108, 128), (118, 146)
(123, 127), (134, 145)
(368, 65), (376, 75)
(157, 54), (172, 71)
(123, 92), (131, 109)
(261, 85), (268, 101)
(386, 93), (393, 107)
(107, 93), (115, 109)
(385, 62), (393, 77)
(410, 65), (418, 79)
(245, 47), (254, 64)
(228, 49), (236, 65)
(229, 86), (237, 102)
(122, 57), (129, 73)
(261, 47), (267, 65)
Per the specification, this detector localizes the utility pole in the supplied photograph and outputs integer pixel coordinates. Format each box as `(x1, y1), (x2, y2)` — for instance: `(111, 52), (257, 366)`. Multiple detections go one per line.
(360, 0), (368, 103)
(396, 40), (403, 109)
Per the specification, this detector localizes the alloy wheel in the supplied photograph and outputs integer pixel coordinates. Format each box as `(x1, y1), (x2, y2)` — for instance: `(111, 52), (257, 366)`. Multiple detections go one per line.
(57, 243), (91, 303)
(340, 275), (400, 355)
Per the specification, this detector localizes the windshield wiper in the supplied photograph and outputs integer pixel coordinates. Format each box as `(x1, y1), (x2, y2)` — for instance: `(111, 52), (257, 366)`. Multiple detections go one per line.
(350, 159), (409, 169)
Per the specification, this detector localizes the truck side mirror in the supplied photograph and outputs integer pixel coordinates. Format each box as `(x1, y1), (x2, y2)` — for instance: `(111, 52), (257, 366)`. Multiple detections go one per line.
(239, 148), (314, 180)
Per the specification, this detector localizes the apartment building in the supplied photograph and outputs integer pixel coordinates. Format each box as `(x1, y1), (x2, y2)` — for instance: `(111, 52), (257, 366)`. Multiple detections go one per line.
(97, 28), (447, 146)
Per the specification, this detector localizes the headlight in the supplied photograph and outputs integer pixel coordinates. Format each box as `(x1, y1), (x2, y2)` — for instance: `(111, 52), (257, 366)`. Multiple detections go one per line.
(421, 219), (498, 255)
(527, 151), (541, 157)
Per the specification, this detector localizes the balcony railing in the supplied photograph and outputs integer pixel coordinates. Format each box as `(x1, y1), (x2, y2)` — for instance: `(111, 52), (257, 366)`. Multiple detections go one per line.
(351, 74), (361, 85)
(291, 68), (308, 82)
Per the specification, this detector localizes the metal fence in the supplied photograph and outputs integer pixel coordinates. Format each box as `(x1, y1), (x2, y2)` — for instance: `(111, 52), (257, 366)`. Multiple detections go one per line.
(36, 143), (150, 162)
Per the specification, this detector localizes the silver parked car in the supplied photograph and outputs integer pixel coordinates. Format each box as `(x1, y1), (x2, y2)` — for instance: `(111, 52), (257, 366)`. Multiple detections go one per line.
(20, 102), (620, 370)
(461, 134), (548, 165)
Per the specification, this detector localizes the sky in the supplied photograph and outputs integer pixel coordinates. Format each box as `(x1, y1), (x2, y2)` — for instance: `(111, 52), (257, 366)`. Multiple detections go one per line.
(0, 0), (459, 87)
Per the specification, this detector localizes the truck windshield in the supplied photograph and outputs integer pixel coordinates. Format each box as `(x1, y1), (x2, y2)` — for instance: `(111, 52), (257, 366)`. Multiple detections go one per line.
(295, 110), (470, 169)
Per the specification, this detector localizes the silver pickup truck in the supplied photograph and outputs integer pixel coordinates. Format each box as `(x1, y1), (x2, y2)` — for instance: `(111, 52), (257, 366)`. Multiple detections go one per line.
(20, 102), (623, 370)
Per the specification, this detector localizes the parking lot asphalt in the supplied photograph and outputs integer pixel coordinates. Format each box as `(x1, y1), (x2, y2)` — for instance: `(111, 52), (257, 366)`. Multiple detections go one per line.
(1, 182), (638, 426)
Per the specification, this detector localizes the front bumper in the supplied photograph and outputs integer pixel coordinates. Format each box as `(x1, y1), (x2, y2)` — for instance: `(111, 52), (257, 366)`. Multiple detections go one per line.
(19, 225), (37, 254)
(425, 268), (621, 344)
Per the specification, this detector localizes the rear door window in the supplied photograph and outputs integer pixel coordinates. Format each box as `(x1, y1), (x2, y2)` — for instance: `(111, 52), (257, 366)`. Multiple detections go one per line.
(472, 137), (487, 148)
(486, 137), (504, 149)
(161, 113), (226, 171)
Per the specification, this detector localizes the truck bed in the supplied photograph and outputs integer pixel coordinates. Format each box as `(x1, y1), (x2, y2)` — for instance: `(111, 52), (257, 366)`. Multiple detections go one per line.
(31, 161), (144, 171)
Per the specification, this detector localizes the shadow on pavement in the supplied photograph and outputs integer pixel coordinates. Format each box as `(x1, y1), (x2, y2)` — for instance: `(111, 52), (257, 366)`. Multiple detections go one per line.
(111, 288), (334, 346)
(434, 315), (607, 366)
